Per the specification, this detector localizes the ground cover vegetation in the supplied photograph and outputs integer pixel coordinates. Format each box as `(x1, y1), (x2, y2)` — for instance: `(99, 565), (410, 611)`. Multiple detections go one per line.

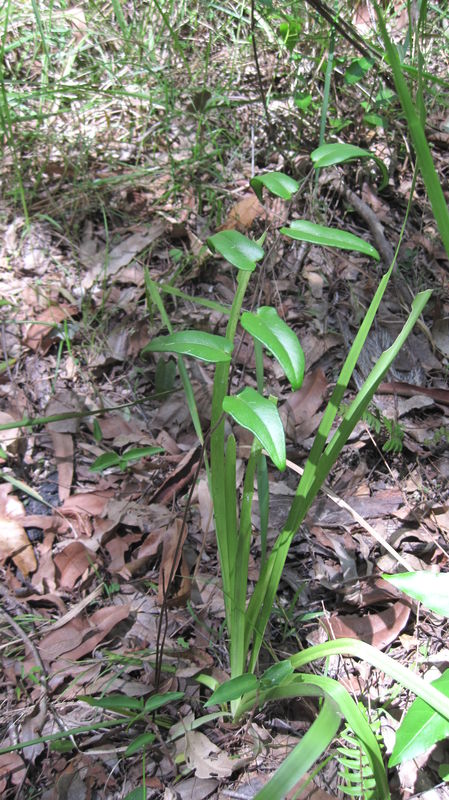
(0, 0), (449, 798)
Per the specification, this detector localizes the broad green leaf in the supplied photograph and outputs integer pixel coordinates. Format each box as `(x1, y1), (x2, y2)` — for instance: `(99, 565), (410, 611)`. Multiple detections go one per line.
(279, 19), (302, 52)
(310, 142), (388, 189)
(125, 732), (156, 756)
(260, 660), (294, 688)
(223, 387), (286, 471)
(382, 571), (449, 617)
(240, 306), (305, 390)
(281, 220), (380, 261)
(250, 172), (299, 202)
(207, 230), (264, 271)
(205, 674), (259, 707)
(344, 56), (375, 85)
(120, 446), (164, 463)
(144, 691), (184, 713)
(389, 669), (449, 767)
(123, 787), (146, 800)
(89, 452), (121, 472)
(81, 694), (142, 712)
(142, 330), (233, 363)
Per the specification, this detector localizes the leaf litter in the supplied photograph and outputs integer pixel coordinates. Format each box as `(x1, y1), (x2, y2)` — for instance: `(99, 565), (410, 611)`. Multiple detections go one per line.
(1, 7), (449, 800)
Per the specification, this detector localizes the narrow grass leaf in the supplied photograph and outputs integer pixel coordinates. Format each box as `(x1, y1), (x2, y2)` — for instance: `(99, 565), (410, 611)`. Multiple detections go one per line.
(89, 452), (121, 472)
(81, 695), (142, 712)
(389, 669), (449, 767)
(254, 700), (341, 800)
(207, 231), (264, 271)
(120, 446), (164, 463)
(281, 220), (380, 260)
(374, 2), (449, 257)
(142, 331), (233, 363)
(144, 691), (183, 713)
(241, 306), (305, 390)
(250, 172), (299, 202)
(125, 732), (156, 757)
(223, 388), (286, 471)
(382, 571), (449, 617)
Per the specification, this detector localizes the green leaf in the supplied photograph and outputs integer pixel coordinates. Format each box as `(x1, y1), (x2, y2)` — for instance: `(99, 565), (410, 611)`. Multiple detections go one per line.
(382, 571), (449, 617)
(144, 691), (183, 713)
(80, 694), (143, 712)
(89, 452), (122, 472)
(142, 330), (233, 363)
(240, 306), (305, 390)
(260, 660), (294, 688)
(207, 230), (264, 271)
(250, 172), (299, 202)
(281, 220), (380, 261)
(310, 142), (389, 190)
(223, 387), (286, 471)
(205, 674), (259, 707)
(123, 787), (146, 800)
(389, 669), (449, 767)
(120, 446), (164, 464)
(125, 732), (156, 756)
(344, 56), (375, 85)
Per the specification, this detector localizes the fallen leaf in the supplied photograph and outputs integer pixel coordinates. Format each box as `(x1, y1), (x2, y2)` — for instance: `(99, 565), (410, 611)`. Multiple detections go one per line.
(158, 518), (187, 604)
(184, 730), (250, 779)
(324, 600), (411, 650)
(23, 304), (77, 354)
(0, 515), (37, 575)
(38, 604), (130, 664)
(53, 541), (96, 588)
(82, 222), (166, 288)
(218, 193), (266, 232)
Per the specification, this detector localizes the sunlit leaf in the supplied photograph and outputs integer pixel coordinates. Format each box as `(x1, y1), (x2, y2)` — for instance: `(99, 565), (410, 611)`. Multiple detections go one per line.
(281, 220), (380, 261)
(260, 660), (294, 688)
(382, 571), (449, 617)
(142, 330), (233, 363)
(250, 172), (299, 202)
(205, 674), (259, 706)
(389, 669), (449, 767)
(89, 452), (121, 472)
(240, 306), (305, 390)
(120, 446), (164, 463)
(207, 230), (264, 271)
(223, 387), (286, 471)
(311, 142), (388, 190)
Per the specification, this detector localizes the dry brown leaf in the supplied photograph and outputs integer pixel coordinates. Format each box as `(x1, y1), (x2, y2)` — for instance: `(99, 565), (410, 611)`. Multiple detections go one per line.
(218, 193), (266, 232)
(324, 600), (411, 650)
(0, 411), (25, 457)
(0, 515), (37, 575)
(81, 221), (166, 288)
(38, 604), (130, 664)
(184, 730), (250, 779)
(23, 304), (77, 354)
(0, 752), (26, 788)
(158, 518), (187, 604)
(53, 541), (95, 589)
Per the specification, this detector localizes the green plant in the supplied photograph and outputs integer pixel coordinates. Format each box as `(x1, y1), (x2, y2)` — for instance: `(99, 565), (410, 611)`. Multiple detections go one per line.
(141, 144), (449, 796)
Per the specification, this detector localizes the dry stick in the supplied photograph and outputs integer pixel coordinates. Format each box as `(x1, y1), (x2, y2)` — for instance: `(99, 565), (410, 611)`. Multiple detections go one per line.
(250, 0), (272, 133)
(284, 456), (412, 570)
(153, 438), (208, 689)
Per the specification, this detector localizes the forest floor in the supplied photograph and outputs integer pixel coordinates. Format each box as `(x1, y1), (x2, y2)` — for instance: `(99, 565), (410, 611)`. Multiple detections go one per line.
(0, 2), (449, 798)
